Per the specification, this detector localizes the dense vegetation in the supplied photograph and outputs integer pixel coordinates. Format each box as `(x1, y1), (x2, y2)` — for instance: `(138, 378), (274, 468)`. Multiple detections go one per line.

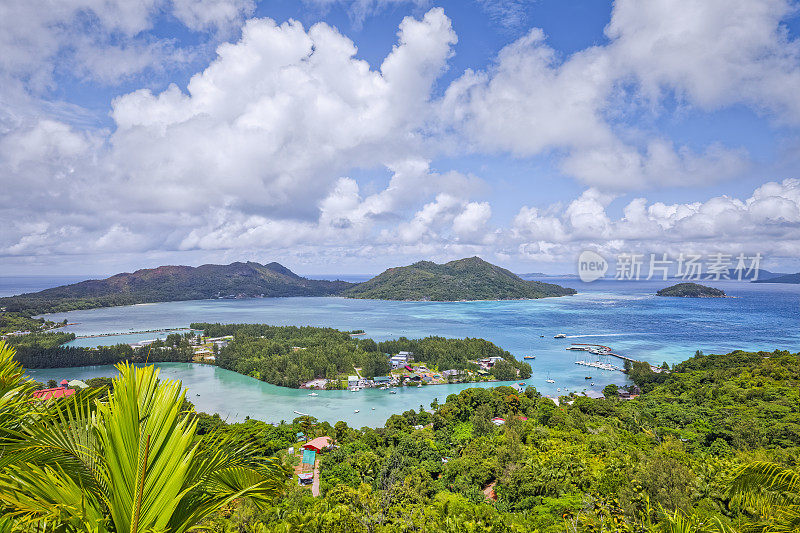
(343, 256), (577, 301)
(656, 282), (726, 298)
(11, 333), (193, 368)
(0, 261), (353, 315)
(194, 323), (531, 388)
(0, 342), (288, 532)
(194, 348), (799, 532)
(2, 337), (799, 532)
(0, 311), (66, 335)
(4, 331), (75, 349)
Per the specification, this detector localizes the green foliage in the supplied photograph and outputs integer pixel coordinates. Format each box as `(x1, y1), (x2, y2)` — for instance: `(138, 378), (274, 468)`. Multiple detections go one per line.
(12, 335), (193, 368)
(0, 345), (290, 532)
(197, 323), (525, 388)
(343, 256), (577, 301)
(656, 283), (726, 298)
(0, 312), (64, 335)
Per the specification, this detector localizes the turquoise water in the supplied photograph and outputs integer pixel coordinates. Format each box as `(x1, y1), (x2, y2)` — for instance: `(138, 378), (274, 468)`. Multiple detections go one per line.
(22, 278), (800, 426)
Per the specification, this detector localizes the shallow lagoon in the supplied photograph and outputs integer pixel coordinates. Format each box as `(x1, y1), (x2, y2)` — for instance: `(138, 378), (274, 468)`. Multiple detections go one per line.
(27, 278), (800, 426)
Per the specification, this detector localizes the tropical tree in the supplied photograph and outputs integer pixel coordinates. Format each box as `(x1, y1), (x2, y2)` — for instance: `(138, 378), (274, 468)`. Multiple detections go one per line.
(728, 461), (800, 533)
(0, 342), (289, 532)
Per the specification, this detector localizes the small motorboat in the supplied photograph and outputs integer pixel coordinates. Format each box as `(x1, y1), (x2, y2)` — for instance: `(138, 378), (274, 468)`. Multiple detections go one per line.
(546, 379), (555, 383)
(557, 388), (561, 392)
(591, 382), (595, 386)
(390, 390), (397, 394)
(554, 333), (567, 338)
(354, 409), (360, 413)
(371, 407), (375, 410)
(585, 376), (592, 380)
(308, 392), (319, 396)
(524, 355), (535, 360)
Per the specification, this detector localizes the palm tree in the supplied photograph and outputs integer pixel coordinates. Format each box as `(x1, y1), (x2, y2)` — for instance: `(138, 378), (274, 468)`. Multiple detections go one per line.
(728, 461), (800, 533)
(0, 342), (289, 532)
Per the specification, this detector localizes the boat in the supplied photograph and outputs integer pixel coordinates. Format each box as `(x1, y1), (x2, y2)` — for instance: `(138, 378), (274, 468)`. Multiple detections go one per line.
(524, 355), (535, 360)
(585, 376), (592, 380)
(540, 335), (545, 338)
(372, 407), (375, 410)
(354, 409), (360, 413)
(591, 382), (595, 386)
(557, 388), (561, 392)
(546, 379), (555, 383)
(349, 387), (360, 392)
(389, 390), (397, 394)
(294, 410), (310, 416)
(519, 382), (525, 386)
(308, 392), (319, 396)
(417, 383), (422, 388)
(554, 333), (567, 338)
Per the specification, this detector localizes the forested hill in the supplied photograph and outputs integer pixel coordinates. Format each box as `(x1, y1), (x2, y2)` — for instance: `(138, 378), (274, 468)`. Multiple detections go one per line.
(0, 261), (353, 315)
(342, 257), (577, 301)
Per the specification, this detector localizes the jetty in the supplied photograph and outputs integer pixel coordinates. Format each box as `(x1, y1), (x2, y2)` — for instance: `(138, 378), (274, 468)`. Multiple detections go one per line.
(569, 343), (663, 373)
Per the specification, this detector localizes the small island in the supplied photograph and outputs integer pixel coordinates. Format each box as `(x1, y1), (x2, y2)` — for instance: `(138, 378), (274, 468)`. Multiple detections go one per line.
(343, 256), (576, 301)
(656, 283), (726, 298)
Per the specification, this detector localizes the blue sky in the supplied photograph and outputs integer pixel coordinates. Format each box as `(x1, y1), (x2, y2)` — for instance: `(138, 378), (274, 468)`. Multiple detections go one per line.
(2, 0), (800, 276)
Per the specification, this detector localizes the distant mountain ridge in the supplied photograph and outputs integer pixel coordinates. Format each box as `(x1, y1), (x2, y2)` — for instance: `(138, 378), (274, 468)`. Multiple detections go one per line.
(0, 261), (353, 315)
(752, 272), (800, 284)
(343, 257), (576, 301)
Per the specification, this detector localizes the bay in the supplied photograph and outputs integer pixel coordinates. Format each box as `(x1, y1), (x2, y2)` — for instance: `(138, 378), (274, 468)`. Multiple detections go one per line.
(20, 278), (800, 426)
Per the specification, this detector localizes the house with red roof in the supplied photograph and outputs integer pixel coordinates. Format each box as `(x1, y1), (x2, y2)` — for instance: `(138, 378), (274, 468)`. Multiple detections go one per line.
(32, 387), (76, 400)
(301, 436), (332, 452)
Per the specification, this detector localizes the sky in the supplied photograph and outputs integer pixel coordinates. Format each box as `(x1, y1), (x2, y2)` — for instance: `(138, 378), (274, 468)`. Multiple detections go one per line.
(2, 0), (800, 277)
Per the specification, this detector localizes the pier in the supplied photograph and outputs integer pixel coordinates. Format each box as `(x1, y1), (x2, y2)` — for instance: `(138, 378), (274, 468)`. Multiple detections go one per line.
(569, 343), (662, 373)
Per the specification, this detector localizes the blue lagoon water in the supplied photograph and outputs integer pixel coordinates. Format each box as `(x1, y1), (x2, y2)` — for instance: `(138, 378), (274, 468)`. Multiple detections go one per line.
(19, 278), (800, 426)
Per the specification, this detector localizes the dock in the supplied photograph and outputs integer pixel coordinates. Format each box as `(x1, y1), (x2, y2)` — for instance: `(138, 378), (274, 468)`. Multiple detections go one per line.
(569, 343), (662, 372)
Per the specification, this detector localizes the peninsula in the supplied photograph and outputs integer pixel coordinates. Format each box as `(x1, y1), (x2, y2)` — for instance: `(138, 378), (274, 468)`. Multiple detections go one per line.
(343, 257), (576, 301)
(656, 282), (726, 298)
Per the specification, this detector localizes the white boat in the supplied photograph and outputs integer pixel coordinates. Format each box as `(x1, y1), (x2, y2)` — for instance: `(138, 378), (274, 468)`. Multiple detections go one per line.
(557, 388), (561, 392)
(349, 387), (360, 392)
(554, 333), (567, 338)
(591, 382), (595, 386)
(308, 392), (318, 396)
(371, 407), (375, 410)
(354, 409), (360, 413)
(417, 384), (422, 388)
(390, 390), (397, 394)
(546, 379), (555, 383)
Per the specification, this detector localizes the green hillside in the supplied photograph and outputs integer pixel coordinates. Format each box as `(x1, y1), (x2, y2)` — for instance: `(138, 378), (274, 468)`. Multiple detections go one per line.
(343, 257), (576, 301)
(0, 261), (353, 315)
(656, 282), (726, 298)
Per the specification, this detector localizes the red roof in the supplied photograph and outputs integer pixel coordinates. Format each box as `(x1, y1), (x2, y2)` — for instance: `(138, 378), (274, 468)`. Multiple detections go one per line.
(60, 379), (69, 385)
(32, 387), (75, 400)
(404, 365), (413, 371)
(301, 436), (332, 452)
